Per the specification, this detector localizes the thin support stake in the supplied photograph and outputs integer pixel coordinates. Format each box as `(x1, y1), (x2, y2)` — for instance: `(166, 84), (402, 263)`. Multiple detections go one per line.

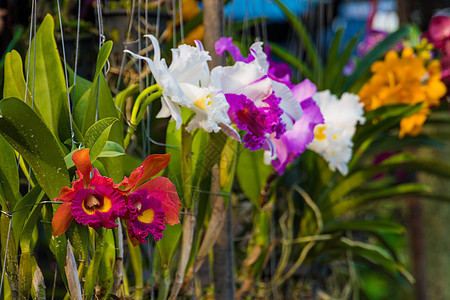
(57, 0), (76, 149)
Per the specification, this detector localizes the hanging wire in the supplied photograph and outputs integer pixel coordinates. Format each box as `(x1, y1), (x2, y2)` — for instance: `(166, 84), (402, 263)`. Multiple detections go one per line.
(116, 0), (136, 93)
(24, 0), (35, 104)
(172, 0), (176, 47)
(178, 0), (184, 43)
(95, 0), (106, 122)
(57, 0), (76, 150)
(72, 0), (82, 117)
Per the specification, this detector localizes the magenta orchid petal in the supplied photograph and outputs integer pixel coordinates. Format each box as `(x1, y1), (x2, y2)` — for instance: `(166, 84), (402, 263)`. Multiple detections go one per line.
(291, 79), (317, 102)
(71, 186), (127, 229)
(127, 189), (166, 243)
(264, 45), (293, 85)
(215, 37), (245, 62)
(427, 14), (450, 50)
(226, 92), (285, 150)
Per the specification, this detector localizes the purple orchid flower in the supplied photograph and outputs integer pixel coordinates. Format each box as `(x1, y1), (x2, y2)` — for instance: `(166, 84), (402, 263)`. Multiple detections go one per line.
(214, 37), (303, 151)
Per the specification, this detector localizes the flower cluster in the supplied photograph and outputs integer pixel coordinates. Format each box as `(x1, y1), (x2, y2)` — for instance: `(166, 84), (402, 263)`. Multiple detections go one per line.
(125, 36), (368, 175)
(52, 149), (181, 245)
(358, 47), (447, 138)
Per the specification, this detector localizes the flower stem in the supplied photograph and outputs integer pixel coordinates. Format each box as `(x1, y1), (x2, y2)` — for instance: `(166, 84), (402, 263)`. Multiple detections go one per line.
(124, 85), (162, 150)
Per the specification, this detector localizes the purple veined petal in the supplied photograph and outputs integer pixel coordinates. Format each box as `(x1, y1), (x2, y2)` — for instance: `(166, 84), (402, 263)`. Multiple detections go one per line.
(215, 37), (245, 62)
(291, 79), (317, 103)
(226, 92), (284, 151)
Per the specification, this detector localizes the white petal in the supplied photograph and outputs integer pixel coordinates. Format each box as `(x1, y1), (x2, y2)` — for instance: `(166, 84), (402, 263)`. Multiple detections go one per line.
(219, 62), (272, 105)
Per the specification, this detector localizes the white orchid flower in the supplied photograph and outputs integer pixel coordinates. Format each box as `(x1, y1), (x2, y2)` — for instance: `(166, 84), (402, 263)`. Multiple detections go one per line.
(307, 91), (365, 175)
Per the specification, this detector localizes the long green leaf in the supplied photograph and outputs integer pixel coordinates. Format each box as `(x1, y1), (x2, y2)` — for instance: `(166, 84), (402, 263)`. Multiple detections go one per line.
(236, 148), (272, 208)
(0, 134), (20, 211)
(0, 97), (70, 200)
(269, 42), (314, 80)
(323, 219), (405, 234)
(11, 186), (44, 249)
(26, 14), (67, 135)
(84, 228), (105, 298)
(324, 183), (430, 220)
(3, 50), (30, 101)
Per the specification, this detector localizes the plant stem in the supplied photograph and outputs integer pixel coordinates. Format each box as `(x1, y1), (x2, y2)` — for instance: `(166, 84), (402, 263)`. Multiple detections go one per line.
(124, 86), (162, 150)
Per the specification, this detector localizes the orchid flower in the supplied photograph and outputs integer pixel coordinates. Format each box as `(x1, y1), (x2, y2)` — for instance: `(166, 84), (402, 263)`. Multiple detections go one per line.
(265, 79), (324, 174)
(307, 91), (365, 175)
(124, 35), (239, 141)
(115, 153), (181, 245)
(214, 37), (302, 151)
(52, 149), (127, 236)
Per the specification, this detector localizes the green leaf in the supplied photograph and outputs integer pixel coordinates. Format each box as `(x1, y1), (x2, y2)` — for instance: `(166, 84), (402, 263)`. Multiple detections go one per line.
(269, 42), (314, 80)
(328, 35), (360, 94)
(272, 0), (322, 78)
(353, 102), (423, 150)
(80, 41), (122, 146)
(114, 83), (139, 123)
(82, 73), (122, 144)
(1, 214), (19, 298)
(93, 41), (113, 81)
(67, 64), (92, 108)
(0, 134), (20, 211)
(343, 26), (411, 91)
(236, 148), (272, 208)
(42, 203), (68, 288)
(98, 229), (115, 296)
(84, 228), (105, 298)
(166, 118), (183, 199)
(11, 186), (44, 249)
(157, 223), (182, 265)
(84, 117), (118, 162)
(98, 141), (125, 158)
(0, 98), (70, 200)
(73, 89), (89, 130)
(3, 50), (30, 101)
(328, 152), (416, 204)
(323, 220), (405, 235)
(338, 237), (414, 283)
(26, 14), (67, 135)
(324, 183), (429, 220)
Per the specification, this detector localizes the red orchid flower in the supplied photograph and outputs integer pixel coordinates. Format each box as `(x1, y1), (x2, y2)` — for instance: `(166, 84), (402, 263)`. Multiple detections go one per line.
(52, 149), (125, 236)
(116, 153), (182, 245)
